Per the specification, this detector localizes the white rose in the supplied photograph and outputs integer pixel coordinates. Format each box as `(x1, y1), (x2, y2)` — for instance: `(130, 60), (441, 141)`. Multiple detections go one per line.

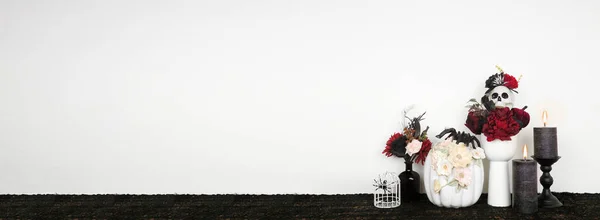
(406, 139), (422, 156)
(448, 143), (473, 168)
(436, 160), (453, 176)
(435, 150), (448, 160)
(454, 167), (473, 187)
(441, 138), (453, 147)
(431, 150), (439, 170)
(434, 138), (452, 150)
(471, 147), (486, 159)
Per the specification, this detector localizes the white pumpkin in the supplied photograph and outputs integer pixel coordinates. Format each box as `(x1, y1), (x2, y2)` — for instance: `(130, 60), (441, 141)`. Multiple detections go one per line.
(424, 142), (485, 208)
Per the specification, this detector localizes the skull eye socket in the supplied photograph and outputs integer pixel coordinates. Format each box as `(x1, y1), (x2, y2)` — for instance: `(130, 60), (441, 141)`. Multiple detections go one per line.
(501, 92), (509, 99)
(492, 93), (499, 99)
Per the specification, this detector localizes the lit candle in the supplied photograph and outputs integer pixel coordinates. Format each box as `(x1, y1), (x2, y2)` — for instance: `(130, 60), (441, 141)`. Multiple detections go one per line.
(512, 144), (538, 214)
(543, 111), (547, 127)
(534, 110), (558, 159)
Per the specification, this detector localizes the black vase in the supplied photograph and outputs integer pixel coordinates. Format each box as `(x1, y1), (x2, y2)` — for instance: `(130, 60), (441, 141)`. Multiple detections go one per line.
(399, 161), (420, 202)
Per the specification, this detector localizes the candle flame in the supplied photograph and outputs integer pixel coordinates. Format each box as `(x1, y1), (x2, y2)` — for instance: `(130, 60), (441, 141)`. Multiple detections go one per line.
(523, 144), (528, 160)
(542, 110), (548, 127)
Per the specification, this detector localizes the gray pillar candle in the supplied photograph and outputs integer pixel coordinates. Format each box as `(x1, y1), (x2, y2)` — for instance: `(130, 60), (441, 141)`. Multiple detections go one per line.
(512, 158), (538, 214)
(533, 127), (558, 159)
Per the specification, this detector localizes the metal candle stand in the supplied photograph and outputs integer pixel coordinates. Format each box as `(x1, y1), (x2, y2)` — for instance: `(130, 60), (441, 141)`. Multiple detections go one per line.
(532, 156), (563, 208)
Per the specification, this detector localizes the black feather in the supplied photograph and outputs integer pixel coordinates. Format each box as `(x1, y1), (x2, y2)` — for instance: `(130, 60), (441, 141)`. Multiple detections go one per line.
(481, 95), (495, 111)
(485, 73), (504, 89)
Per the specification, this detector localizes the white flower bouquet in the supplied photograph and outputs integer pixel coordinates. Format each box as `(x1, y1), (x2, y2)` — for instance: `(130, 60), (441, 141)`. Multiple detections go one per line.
(424, 128), (486, 208)
(430, 138), (485, 193)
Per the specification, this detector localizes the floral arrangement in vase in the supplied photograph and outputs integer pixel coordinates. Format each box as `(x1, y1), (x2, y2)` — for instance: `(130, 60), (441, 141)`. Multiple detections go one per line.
(424, 128), (485, 208)
(464, 66), (531, 207)
(464, 66), (530, 141)
(429, 129), (485, 193)
(382, 108), (432, 201)
(382, 110), (432, 165)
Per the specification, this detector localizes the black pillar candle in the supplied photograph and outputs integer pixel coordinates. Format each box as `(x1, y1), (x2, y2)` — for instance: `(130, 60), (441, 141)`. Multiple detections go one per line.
(512, 158), (538, 214)
(533, 127), (558, 159)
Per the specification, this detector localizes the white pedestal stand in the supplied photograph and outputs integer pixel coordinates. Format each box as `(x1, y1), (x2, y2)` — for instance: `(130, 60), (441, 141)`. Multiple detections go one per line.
(480, 136), (517, 207)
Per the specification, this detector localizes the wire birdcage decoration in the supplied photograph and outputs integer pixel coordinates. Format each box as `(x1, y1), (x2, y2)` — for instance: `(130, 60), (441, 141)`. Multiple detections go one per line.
(373, 172), (400, 208)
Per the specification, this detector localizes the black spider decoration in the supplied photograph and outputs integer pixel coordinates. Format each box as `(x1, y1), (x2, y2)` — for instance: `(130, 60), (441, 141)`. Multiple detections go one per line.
(435, 128), (481, 149)
(373, 178), (395, 194)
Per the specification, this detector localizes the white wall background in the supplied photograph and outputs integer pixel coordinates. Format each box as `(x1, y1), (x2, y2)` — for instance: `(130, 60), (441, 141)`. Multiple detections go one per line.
(1, 0), (599, 194)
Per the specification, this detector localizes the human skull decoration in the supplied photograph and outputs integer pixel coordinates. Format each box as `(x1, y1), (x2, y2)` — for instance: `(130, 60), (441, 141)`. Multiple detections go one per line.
(487, 85), (513, 108)
(465, 67), (531, 142)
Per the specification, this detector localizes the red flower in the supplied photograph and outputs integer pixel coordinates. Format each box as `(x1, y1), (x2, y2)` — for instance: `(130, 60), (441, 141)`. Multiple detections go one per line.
(482, 107), (521, 141)
(465, 112), (485, 134)
(383, 133), (407, 157)
(503, 74), (519, 90)
(414, 139), (432, 165)
(511, 107), (530, 128)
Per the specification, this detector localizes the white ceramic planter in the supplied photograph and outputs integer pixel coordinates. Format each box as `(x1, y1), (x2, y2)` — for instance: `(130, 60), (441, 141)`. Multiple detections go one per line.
(480, 136), (517, 207)
(424, 149), (484, 208)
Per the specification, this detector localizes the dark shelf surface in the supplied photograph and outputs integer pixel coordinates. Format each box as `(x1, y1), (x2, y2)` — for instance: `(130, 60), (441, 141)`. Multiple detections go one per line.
(0, 193), (597, 219)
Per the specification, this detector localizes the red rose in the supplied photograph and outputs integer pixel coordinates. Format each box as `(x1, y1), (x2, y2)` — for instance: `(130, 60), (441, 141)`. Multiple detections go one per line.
(482, 107), (521, 141)
(494, 107), (511, 118)
(465, 112), (485, 134)
(511, 108), (530, 129)
(503, 74), (519, 89)
(496, 119), (508, 129)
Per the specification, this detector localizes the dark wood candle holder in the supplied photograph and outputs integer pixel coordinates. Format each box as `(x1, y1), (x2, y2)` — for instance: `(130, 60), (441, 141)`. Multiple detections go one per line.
(532, 156), (563, 208)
